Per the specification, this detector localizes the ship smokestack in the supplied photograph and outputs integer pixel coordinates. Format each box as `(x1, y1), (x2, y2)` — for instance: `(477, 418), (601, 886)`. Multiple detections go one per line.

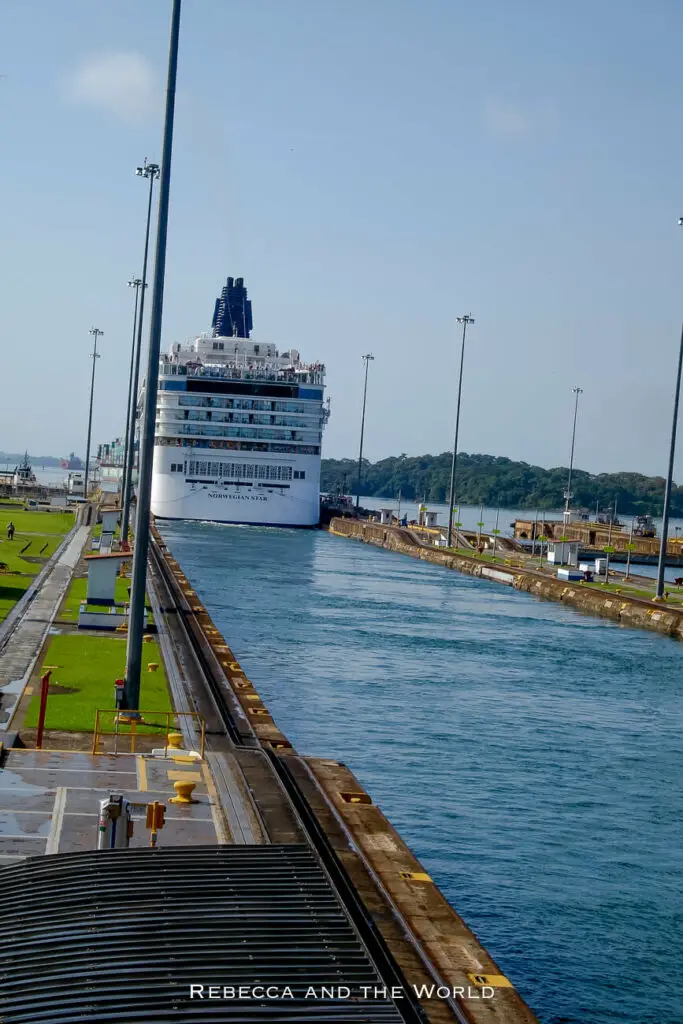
(211, 276), (253, 339)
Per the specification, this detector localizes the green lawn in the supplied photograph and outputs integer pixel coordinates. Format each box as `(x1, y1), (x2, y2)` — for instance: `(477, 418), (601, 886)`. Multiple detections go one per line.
(0, 539), (42, 575)
(0, 533), (64, 568)
(0, 511), (74, 620)
(0, 577), (33, 622)
(58, 576), (132, 622)
(24, 633), (173, 733)
(0, 509), (74, 536)
(581, 580), (683, 604)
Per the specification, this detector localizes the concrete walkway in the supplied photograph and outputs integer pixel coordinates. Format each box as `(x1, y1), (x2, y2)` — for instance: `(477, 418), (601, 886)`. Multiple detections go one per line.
(0, 524), (89, 728)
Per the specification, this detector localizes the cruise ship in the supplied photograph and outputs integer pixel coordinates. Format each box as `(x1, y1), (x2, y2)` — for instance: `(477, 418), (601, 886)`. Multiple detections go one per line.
(150, 277), (329, 526)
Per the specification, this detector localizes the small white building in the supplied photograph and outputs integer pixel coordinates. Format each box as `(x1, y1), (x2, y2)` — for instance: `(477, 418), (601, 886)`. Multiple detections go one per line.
(546, 540), (579, 567)
(424, 510), (438, 528)
(379, 509), (394, 525)
(100, 508), (120, 536)
(85, 552), (130, 604)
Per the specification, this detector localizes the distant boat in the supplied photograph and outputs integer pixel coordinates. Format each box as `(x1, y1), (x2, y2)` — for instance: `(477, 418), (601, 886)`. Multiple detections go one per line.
(60, 452), (83, 470)
(13, 452), (37, 487)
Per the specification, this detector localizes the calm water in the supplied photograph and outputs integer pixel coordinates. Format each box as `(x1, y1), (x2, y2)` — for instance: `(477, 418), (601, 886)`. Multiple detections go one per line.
(159, 520), (683, 1024)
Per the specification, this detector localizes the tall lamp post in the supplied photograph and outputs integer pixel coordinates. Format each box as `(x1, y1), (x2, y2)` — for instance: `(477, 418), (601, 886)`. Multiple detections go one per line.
(656, 224), (683, 597)
(121, 277), (142, 531)
(124, 0), (182, 713)
(447, 314), (475, 548)
(121, 160), (160, 545)
(356, 353), (374, 509)
(563, 386), (583, 537)
(84, 328), (104, 499)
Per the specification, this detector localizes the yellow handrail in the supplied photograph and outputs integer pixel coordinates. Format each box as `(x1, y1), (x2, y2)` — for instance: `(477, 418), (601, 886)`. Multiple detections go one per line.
(92, 709), (206, 759)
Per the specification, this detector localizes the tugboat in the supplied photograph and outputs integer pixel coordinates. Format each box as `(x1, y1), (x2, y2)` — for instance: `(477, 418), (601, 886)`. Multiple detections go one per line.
(13, 452), (37, 488)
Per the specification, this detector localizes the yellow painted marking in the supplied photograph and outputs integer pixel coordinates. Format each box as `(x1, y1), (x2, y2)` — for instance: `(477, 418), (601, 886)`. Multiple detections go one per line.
(167, 769), (202, 782)
(467, 973), (513, 989)
(340, 791), (372, 804)
(246, 694), (260, 701)
(24, 686), (34, 696)
(248, 708), (268, 716)
(137, 757), (148, 792)
(400, 871), (432, 882)
(227, 662), (242, 672)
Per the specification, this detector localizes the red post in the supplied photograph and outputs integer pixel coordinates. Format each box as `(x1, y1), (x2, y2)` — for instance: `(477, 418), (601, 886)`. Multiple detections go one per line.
(36, 670), (52, 749)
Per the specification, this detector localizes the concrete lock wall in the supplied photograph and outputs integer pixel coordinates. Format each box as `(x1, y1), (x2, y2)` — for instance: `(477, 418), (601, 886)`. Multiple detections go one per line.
(329, 518), (683, 641)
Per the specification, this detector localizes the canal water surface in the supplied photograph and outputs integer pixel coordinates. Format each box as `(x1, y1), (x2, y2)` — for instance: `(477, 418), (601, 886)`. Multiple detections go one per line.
(160, 521), (683, 1024)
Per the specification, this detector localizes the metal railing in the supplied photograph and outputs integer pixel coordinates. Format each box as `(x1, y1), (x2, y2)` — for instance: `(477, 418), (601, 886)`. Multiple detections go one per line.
(92, 708), (206, 758)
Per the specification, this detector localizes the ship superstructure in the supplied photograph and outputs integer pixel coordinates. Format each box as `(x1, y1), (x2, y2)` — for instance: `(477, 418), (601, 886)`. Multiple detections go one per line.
(150, 278), (328, 526)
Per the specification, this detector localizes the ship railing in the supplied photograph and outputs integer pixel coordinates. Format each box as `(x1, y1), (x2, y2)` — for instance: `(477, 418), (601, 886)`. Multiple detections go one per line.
(160, 360), (325, 385)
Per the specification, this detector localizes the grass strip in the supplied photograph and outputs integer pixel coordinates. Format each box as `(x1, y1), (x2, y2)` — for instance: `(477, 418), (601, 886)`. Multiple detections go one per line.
(24, 633), (173, 733)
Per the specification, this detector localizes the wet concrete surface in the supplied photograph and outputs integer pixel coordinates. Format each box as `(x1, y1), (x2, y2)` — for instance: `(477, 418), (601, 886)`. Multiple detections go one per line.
(0, 748), (224, 861)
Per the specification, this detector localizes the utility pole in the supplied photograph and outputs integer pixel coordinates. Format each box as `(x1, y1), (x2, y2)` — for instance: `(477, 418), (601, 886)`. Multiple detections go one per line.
(563, 386), (583, 537)
(447, 314), (475, 548)
(356, 353), (374, 509)
(121, 160), (160, 545)
(124, 0), (182, 712)
(84, 328), (104, 499)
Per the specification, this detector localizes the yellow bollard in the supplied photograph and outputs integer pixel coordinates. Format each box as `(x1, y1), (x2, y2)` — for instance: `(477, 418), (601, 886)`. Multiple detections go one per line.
(170, 780), (197, 804)
(148, 662), (159, 673)
(167, 733), (183, 749)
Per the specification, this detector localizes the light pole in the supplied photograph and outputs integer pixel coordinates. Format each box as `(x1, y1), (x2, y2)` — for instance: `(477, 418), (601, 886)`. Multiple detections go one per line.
(655, 216), (683, 598)
(563, 386), (583, 537)
(447, 314), (475, 548)
(84, 328), (104, 499)
(625, 516), (635, 580)
(492, 507), (500, 559)
(604, 498), (617, 582)
(124, 0), (182, 713)
(121, 160), (160, 545)
(356, 353), (374, 509)
(120, 277), (142, 533)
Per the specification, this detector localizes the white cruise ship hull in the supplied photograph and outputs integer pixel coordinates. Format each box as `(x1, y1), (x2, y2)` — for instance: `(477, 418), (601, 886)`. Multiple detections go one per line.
(151, 447), (321, 527)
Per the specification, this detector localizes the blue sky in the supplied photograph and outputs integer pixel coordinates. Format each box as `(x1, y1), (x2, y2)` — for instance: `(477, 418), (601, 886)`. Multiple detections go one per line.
(2, 0), (683, 475)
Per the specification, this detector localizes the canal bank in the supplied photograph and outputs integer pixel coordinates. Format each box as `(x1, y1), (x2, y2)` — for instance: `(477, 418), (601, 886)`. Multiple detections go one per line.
(330, 518), (683, 639)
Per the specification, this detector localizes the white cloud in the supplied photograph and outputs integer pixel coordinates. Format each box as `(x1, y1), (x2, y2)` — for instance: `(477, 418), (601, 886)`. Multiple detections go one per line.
(63, 52), (159, 123)
(484, 98), (533, 141)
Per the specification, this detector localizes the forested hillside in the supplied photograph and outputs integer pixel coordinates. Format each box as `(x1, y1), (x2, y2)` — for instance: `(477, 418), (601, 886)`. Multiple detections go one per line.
(320, 453), (681, 515)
